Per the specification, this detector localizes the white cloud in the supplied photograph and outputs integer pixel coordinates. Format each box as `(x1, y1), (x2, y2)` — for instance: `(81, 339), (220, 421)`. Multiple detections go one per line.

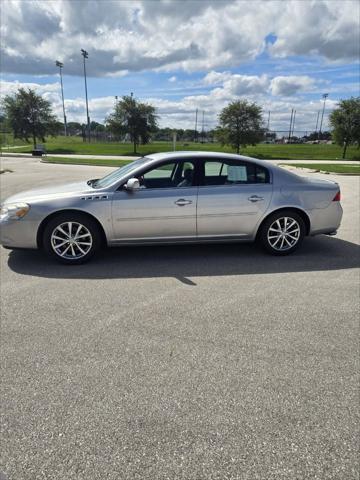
(269, 0), (359, 61)
(225, 75), (269, 96)
(204, 71), (269, 96)
(203, 71), (231, 85)
(270, 76), (316, 96)
(204, 71), (318, 97)
(0, 80), (60, 97)
(1, 0), (358, 76)
(168, 76), (177, 83)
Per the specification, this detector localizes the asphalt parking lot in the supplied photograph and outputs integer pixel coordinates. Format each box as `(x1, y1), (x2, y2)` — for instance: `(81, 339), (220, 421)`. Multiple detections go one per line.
(1, 156), (359, 480)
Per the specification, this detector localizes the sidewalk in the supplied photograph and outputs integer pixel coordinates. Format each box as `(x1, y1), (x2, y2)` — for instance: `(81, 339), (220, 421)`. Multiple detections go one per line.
(1, 152), (139, 161)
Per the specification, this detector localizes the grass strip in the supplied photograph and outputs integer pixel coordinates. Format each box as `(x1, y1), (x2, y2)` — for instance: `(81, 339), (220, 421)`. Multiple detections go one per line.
(280, 163), (360, 174)
(2, 136), (360, 160)
(43, 156), (131, 167)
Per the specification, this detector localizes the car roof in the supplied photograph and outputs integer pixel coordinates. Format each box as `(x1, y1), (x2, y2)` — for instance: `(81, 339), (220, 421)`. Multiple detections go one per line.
(146, 151), (265, 163)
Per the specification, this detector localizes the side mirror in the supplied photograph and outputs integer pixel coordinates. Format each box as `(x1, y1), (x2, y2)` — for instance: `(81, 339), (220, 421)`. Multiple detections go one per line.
(125, 178), (140, 191)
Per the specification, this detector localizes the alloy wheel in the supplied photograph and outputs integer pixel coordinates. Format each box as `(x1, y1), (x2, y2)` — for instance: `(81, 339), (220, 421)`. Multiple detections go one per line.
(51, 221), (93, 259)
(267, 217), (300, 251)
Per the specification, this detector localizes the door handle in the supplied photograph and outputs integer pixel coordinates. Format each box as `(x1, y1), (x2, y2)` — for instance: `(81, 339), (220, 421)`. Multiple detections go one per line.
(175, 198), (193, 206)
(248, 195), (264, 202)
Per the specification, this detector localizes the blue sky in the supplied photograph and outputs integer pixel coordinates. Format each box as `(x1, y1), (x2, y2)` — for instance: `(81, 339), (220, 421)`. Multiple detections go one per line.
(1, 0), (359, 133)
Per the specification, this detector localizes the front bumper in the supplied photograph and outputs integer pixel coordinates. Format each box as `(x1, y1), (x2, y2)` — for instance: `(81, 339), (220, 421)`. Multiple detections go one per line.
(0, 218), (38, 249)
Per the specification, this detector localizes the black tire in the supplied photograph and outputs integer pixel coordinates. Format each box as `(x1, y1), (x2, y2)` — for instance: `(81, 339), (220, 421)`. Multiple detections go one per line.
(42, 212), (102, 264)
(258, 210), (306, 255)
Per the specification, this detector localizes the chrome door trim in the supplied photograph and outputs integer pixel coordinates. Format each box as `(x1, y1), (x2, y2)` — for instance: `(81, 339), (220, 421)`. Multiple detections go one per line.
(108, 233), (251, 246)
(113, 215), (197, 221)
(197, 212), (257, 218)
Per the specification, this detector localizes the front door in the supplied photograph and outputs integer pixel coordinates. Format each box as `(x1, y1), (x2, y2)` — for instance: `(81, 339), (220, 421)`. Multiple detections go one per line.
(197, 158), (273, 238)
(111, 159), (197, 242)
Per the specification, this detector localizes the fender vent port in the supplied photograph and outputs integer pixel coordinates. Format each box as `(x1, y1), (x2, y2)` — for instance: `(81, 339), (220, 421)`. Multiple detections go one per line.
(81, 195), (108, 201)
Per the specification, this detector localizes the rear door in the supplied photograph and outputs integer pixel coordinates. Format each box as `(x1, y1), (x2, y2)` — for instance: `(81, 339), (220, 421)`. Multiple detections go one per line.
(197, 159), (273, 238)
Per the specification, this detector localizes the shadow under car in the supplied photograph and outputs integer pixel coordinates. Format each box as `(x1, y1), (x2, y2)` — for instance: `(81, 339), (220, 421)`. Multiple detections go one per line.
(6, 235), (360, 285)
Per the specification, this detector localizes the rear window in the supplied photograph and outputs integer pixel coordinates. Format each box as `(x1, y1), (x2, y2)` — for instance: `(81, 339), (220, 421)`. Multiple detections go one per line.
(203, 160), (270, 185)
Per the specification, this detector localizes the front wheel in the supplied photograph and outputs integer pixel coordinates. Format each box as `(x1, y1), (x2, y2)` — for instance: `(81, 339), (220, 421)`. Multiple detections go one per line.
(43, 213), (102, 264)
(258, 210), (306, 255)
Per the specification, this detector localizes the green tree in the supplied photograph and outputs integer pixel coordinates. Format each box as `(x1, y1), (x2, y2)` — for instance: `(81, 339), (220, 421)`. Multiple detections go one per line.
(216, 100), (264, 153)
(90, 121), (106, 132)
(106, 95), (158, 153)
(307, 131), (332, 141)
(2, 88), (58, 148)
(329, 97), (360, 158)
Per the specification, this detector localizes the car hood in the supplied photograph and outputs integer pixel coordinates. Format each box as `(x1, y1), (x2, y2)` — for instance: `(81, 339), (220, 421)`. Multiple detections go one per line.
(3, 181), (97, 204)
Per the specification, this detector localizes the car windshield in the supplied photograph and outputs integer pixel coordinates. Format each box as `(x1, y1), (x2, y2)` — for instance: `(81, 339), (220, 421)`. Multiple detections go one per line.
(93, 157), (151, 189)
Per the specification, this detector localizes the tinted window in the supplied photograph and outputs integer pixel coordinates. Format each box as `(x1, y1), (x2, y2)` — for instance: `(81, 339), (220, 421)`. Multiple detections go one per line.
(143, 162), (176, 180)
(203, 160), (269, 185)
(138, 160), (195, 189)
(205, 161), (223, 177)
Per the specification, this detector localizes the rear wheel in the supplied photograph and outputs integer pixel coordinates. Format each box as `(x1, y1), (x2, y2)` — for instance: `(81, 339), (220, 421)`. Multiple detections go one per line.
(43, 213), (102, 264)
(259, 210), (305, 255)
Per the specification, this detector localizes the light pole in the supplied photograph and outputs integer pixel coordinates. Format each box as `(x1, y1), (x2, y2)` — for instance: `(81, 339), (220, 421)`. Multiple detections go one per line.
(291, 110), (296, 138)
(81, 49), (90, 142)
(288, 108), (294, 142)
(201, 110), (205, 143)
(315, 110), (320, 139)
(55, 61), (67, 136)
(319, 93), (329, 138)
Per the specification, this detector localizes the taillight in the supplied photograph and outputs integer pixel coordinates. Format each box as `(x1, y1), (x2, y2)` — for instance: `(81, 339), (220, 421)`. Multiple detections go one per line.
(333, 191), (341, 201)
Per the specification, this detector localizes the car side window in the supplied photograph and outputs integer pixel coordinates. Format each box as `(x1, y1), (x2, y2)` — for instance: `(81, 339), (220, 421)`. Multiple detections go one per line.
(204, 161), (223, 177)
(139, 160), (195, 189)
(203, 160), (269, 185)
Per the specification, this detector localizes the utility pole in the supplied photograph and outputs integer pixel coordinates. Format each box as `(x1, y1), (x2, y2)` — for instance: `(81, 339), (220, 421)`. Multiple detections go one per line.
(315, 110), (320, 138)
(201, 110), (205, 143)
(291, 110), (296, 138)
(194, 108), (198, 143)
(319, 93), (329, 138)
(81, 49), (90, 142)
(55, 61), (67, 136)
(288, 108), (294, 143)
(267, 111), (271, 131)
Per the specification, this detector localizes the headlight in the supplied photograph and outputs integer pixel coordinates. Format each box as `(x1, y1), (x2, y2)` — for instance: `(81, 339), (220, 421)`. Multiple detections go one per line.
(0, 203), (30, 221)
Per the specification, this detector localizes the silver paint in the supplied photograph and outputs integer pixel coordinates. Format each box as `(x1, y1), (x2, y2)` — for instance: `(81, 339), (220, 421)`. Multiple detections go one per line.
(0, 152), (343, 250)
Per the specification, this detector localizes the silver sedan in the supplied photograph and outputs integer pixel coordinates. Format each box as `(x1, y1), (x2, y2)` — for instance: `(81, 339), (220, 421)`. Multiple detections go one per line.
(0, 152), (343, 264)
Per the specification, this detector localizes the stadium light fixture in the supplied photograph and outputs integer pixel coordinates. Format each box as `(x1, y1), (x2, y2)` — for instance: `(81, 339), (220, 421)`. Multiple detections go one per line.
(81, 49), (90, 142)
(55, 61), (67, 136)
